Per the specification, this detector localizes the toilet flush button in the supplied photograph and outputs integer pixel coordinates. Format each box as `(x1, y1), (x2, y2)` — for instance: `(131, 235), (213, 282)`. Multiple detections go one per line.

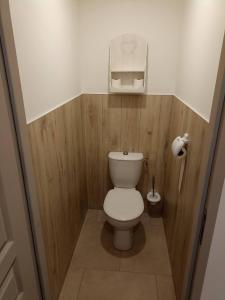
(123, 151), (128, 155)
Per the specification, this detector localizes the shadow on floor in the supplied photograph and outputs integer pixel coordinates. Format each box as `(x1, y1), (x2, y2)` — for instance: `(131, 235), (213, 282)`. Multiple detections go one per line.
(101, 221), (146, 258)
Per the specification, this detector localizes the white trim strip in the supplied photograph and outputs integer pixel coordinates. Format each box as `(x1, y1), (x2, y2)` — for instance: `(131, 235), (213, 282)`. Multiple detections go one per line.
(174, 95), (210, 123)
(27, 92), (209, 124)
(82, 92), (174, 96)
(26, 93), (82, 124)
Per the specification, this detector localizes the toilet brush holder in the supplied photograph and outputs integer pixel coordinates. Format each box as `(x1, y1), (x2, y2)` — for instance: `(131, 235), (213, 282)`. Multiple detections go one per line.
(147, 192), (161, 205)
(147, 191), (162, 217)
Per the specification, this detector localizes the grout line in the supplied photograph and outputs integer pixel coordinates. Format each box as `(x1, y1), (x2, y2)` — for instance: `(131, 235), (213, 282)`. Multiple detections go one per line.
(118, 256), (122, 272)
(115, 269), (172, 277)
(155, 275), (160, 300)
(73, 210), (172, 281)
(75, 269), (86, 300)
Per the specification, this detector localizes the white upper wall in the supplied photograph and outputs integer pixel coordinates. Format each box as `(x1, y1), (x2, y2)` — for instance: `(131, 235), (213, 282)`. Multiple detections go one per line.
(79, 0), (181, 95)
(9, 0), (81, 123)
(10, 0), (225, 123)
(176, 0), (225, 121)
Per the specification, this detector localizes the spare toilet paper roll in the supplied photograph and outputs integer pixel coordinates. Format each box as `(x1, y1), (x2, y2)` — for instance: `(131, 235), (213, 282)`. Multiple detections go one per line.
(112, 79), (121, 88)
(134, 79), (144, 88)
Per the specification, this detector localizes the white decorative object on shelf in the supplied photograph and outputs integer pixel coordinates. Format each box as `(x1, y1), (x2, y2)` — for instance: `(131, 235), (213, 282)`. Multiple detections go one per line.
(109, 34), (148, 94)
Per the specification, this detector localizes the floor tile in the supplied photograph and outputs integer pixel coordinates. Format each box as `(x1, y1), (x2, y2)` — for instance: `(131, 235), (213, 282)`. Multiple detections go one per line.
(77, 270), (158, 300)
(119, 219), (172, 275)
(141, 213), (164, 227)
(71, 210), (120, 271)
(156, 275), (176, 300)
(59, 268), (84, 300)
(60, 210), (175, 299)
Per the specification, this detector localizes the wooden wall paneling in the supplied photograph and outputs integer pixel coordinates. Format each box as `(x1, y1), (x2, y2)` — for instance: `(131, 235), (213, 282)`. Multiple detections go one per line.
(154, 96), (173, 195)
(29, 92), (209, 300)
(82, 94), (172, 209)
(163, 98), (187, 249)
(175, 107), (207, 298)
(137, 95), (153, 198)
(28, 96), (87, 300)
(29, 111), (61, 299)
(120, 95), (146, 202)
(121, 95), (142, 152)
(82, 94), (104, 209)
(138, 95), (158, 197)
(163, 97), (208, 300)
(102, 95), (122, 197)
(72, 98), (88, 219)
(63, 99), (87, 236)
(137, 95), (172, 200)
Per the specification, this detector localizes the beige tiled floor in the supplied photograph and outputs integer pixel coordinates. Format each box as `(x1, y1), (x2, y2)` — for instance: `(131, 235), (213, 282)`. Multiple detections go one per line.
(59, 210), (176, 300)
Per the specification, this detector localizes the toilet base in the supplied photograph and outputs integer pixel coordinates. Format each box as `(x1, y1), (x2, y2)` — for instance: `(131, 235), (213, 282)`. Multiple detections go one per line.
(104, 212), (142, 251)
(113, 228), (133, 250)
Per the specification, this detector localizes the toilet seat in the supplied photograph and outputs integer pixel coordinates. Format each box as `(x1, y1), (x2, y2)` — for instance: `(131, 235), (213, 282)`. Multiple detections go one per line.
(104, 188), (144, 222)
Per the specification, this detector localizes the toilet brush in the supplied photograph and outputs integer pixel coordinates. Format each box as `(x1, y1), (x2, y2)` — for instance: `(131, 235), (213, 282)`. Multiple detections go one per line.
(152, 176), (155, 197)
(147, 176), (161, 206)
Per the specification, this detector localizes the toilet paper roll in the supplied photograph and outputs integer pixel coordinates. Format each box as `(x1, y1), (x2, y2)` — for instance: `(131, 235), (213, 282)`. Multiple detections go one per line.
(172, 137), (188, 159)
(134, 79), (144, 88)
(112, 79), (121, 88)
(172, 137), (183, 157)
(171, 134), (189, 193)
(176, 147), (187, 160)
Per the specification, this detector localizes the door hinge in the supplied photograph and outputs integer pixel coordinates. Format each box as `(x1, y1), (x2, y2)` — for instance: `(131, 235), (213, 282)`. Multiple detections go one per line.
(199, 209), (207, 245)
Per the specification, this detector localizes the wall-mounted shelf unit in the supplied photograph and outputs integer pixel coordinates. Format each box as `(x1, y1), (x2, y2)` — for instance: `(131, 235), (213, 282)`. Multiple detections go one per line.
(109, 34), (148, 94)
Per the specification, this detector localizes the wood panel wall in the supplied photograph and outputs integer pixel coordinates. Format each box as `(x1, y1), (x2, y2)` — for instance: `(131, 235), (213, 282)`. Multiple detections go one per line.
(28, 96), (87, 300)
(82, 94), (172, 209)
(163, 96), (208, 299)
(29, 93), (208, 300)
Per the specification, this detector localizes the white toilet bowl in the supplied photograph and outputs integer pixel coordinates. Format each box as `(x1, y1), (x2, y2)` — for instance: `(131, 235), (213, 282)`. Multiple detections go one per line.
(104, 188), (144, 250)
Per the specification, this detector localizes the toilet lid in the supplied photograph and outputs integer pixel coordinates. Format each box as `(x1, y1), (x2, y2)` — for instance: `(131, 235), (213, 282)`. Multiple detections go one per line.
(104, 188), (144, 221)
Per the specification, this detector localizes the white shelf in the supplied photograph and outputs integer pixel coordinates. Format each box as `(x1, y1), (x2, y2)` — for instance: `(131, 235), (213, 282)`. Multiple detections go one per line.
(109, 34), (148, 95)
(110, 86), (145, 94)
(111, 67), (145, 73)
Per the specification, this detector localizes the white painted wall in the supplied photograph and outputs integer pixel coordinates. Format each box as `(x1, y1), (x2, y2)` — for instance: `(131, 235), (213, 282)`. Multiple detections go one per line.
(9, 0), (81, 123)
(79, 0), (181, 95)
(200, 179), (225, 300)
(10, 0), (225, 123)
(176, 0), (225, 121)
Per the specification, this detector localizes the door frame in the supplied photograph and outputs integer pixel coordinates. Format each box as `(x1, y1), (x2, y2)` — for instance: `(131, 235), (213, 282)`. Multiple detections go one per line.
(188, 35), (225, 299)
(0, 27), (41, 300)
(0, 1), (50, 299)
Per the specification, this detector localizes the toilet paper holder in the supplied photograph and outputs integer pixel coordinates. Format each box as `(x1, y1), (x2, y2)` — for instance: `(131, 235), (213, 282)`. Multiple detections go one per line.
(171, 133), (189, 193)
(171, 133), (189, 158)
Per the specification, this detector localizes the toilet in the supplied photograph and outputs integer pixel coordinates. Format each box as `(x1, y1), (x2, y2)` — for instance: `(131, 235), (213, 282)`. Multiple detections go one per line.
(103, 152), (144, 250)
